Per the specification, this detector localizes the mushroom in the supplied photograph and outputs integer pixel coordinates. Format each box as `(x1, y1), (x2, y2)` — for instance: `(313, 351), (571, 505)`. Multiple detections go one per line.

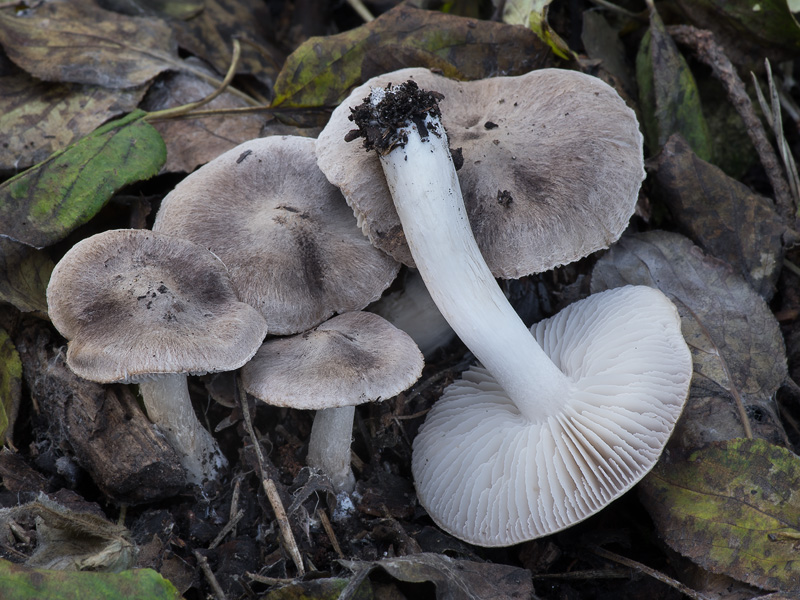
(413, 285), (691, 545)
(154, 135), (399, 336)
(241, 311), (424, 493)
(46, 229), (269, 487)
(316, 67), (643, 278)
(326, 73), (691, 545)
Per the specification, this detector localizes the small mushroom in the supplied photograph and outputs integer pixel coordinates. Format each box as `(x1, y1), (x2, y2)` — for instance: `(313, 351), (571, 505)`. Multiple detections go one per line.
(333, 74), (691, 545)
(154, 135), (400, 336)
(241, 311), (423, 493)
(46, 229), (269, 487)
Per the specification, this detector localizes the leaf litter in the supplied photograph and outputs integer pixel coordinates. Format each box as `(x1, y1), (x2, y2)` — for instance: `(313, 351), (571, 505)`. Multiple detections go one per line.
(2, 0), (800, 598)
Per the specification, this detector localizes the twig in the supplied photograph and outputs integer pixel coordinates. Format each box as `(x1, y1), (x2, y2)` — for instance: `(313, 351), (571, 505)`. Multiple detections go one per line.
(317, 507), (344, 558)
(592, 547), (713, 600)
(238, 380), (305, 575)
(209, 509), (244, 550)
(146, 40), (243, 122)
(245, 572), (295, 585)
(665, 25), (795, 222)
(346, 0), (375, 22)
(194, 550), (227, 600)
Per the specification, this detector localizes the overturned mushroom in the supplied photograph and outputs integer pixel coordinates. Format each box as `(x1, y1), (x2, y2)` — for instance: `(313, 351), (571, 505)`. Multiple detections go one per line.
(331, 73), (691, 545)
(46, 229), (268, 487)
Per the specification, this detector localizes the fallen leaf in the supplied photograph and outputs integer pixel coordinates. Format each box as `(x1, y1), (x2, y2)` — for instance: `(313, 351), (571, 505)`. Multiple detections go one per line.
(0, 0), (180, 88)
(0, 59), (146, 171)
(0, 328), (21, 445)
(640, 438), (800, 594)
(673, 0), (800, 70)
(0, 237), (53, 314)
(272, 4), (552, 108)
(0, 110), (166, 248)
(98, 0), (204, 20)
(141, 68), (268, 173)
(172, 0), (282, 87)
(591, 230), (788, 450)
(580, 10), (636, 99)
(0, 558), (181, 599)
(653, 134), (787, 300)
(340, 552), (534, 600)
(501, 0), (576, 60)
(635, 5), (712, 160)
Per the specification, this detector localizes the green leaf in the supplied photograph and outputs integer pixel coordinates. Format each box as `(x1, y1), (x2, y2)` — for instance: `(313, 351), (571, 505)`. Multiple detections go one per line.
(0, 329), (22, 445)
(0, 110), (166, 249)
(272, 4), (552, 108)
(0, 559), (182, 600)
(0, 237), (53, 314)
(635, 6), (712, 160)
(640, 439), (800, 594)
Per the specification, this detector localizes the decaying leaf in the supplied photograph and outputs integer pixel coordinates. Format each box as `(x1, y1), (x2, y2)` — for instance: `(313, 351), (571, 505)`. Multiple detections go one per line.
(635, 5), (712, 160)
(0, 328), (21, 445)
(501, 0), (576, 60)
(0, 237), (53, 315)
(97, 0), (205, 20)
(142, 69), (268, 173)
(674, 0), (800, 70)
(0, 558), (180, 600)
(0, 60), (146, 171)
(0, 0), (181, 89)
(640, 438), (800, 594)
(0, 494), (136, 572)
(0, 110), (166, 248)
(653, 134), (788, 300)
(172, 0), (282, 87)
(591, 230), (788, 450)
(272, 4), (552, 108)
(340, 552), (534, 600)
(580, 10), (636, 99)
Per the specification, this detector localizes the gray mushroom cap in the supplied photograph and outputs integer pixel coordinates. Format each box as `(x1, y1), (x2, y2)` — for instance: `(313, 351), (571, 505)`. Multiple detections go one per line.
(316, 68), (645, 279)
(241, 311), (424, 410)
(46, 229), (269, 384)
(154, 135), (400, 335)
(411, 285), (692, 546)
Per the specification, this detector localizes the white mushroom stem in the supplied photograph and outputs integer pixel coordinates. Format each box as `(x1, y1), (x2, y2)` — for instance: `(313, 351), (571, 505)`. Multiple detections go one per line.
(307, 406), (357, 493)
(364, 91), (571, 423)
(139, 375), (228, 486)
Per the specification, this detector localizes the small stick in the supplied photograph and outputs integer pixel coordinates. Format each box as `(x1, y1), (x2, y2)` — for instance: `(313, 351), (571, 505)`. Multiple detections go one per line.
(194, 550), (227, 600)
(245, 572), (295, 585)
(592, 547), (713, 600)
(317, 508), (344, 558)
(229, 476), (242, 538)
(238, 381), (305, 575)
(209, 509), (244, 550)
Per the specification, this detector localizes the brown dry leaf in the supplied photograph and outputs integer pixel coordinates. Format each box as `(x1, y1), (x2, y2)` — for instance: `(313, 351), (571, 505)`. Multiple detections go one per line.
(0, 54), (146, 171)
(653, 134), (788, 301)
(172, 0), (283, 87)
(591, 230), (788, 451)
(0, 0), (181, 89)
(141, 68), (267, 173)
